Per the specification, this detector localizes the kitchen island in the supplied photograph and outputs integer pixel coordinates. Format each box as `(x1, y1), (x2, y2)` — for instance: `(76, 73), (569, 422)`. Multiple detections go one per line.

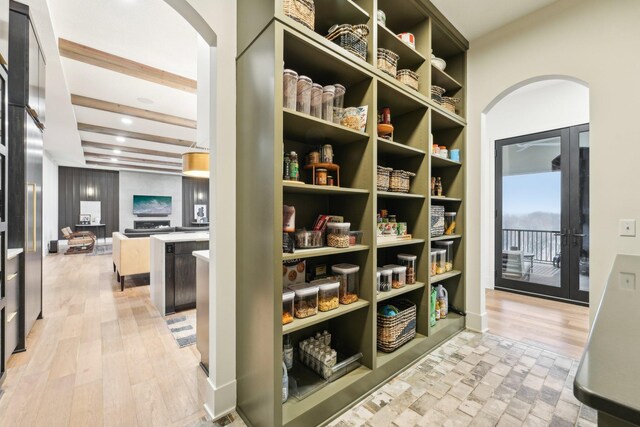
(150, 232), (209, 315)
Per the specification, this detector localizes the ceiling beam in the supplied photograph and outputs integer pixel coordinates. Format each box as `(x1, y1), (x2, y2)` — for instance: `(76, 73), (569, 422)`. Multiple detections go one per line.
(81, 140), (183, 159)
(83, 151), (183, 168)
(59, 38), (197, 93)
(72, 94), (197, 129)
(78, 123), (194, 148)
(86, 160), (183, 174)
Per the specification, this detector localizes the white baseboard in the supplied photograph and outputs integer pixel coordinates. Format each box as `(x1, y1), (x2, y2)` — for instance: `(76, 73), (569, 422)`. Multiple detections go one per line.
(466, 311), (489, 333)
(203, 377), (237, 422)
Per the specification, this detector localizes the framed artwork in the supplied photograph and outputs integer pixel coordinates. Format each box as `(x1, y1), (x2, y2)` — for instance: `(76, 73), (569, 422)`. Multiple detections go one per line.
(79, 214), (91, 224)
(194, 204), (207, 222)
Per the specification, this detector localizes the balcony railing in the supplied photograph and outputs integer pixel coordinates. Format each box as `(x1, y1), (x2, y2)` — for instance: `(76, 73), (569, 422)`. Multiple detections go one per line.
(502, 229), (561, 264)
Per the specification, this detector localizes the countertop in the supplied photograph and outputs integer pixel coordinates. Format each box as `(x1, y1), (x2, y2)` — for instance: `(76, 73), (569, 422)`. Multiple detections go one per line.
(7, 248), (23, 259)
(150, 232), (209, 243)
(193, 250), (210, 262)
(574, 254), (640, 424)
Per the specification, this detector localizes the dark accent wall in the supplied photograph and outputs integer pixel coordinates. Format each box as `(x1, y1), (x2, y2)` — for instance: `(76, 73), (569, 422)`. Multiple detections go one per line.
(58, 167), (119, 239)
(182, 177), (209, 226)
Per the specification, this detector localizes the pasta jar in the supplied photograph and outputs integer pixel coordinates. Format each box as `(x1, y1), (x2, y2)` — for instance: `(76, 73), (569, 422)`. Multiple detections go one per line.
(340, 107), (361, 131)
(444, 212), (457, 235)
(384, 264), (407, 289)
(433, 249), (447, 275)
(326, 222), (350, 248)
(331, 263), (360, 304)
(378, 267), (392, 292)
(430, 250), (437, 276)
(313, 279), (340, 312)
(296, 75), (313, 115)
(315, 168), (328, 185)
(333, 84), (346, 124)
(397, 253), (417, 284)
(288, 283), (319, 319)
(310, 83), (323, 118)
(283, 69), (298, 110)
(376, 270), (382, 293)
(282, 290), (294, 325)
(433, 241), (454, 272)
(321, 85), (335, 121)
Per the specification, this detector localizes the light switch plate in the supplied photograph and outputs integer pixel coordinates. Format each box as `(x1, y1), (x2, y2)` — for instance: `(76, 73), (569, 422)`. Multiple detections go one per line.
(620, 219), (636, 237)
(620, 272), (636, 290)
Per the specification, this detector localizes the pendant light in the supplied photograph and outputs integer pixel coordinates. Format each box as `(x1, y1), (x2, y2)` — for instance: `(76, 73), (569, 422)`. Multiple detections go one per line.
(182, 147), (210, 178)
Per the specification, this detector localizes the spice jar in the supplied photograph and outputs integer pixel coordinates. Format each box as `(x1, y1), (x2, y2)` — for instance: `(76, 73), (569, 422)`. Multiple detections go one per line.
(384, 264), (407, 289)
(434, 241), (454, 272)
(326, 222), (350, 248)
(283, 69), (298, 110)
(433, 249), (447, 275)
(322, 85), (335, 122)
(397, 253), (417, 284)
(327, 175), (334, 186)
(333, 84), (346, 124)
(340, 107), (361, 131)
(444, 212), (457, 235)
(322, 144), (333, 163)
(310, 83), (323, 118)
(314, 279), (340, 312)
(378, 267), (392, 292)
(331, 263), (360, 304)
(315, 168), (328, 185)
(296, 76), (313, 114)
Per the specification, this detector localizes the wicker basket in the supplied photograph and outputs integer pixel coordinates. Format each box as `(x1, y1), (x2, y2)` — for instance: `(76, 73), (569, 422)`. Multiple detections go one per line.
(327, 24), (369, 61)
(377, 299), (417, 353)
(389, 170), (416, 193)
(431, 85), (446, 105)
(442, 96), (460, 114)
(396, 69), (419, 91)
(431, 205), (445, 237)
(377, 166), (393, 191)
(377, 48), (399, 77)
(283, 0), (315, 31)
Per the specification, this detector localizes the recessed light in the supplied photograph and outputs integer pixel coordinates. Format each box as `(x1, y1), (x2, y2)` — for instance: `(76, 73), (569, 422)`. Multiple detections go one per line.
(116, 137), (126, 143)
(137, 97), (154, 105)
(111, 157), (118, 162)
(113, 149), (121, 154)
(121, 117), (133, 125)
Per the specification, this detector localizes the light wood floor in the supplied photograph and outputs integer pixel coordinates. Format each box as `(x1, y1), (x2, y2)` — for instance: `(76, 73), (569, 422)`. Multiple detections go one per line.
(486, 289), (590, 360)
(0, 251), (208, 427)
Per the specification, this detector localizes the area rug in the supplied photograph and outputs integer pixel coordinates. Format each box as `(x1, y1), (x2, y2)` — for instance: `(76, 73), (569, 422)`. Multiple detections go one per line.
(89, 244), (113, 256)
(166, 314), (196, 348)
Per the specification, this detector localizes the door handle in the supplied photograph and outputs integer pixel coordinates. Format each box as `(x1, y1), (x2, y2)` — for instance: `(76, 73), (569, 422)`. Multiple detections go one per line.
(554, 229), (569, 246)
(572, 232), (586, 246)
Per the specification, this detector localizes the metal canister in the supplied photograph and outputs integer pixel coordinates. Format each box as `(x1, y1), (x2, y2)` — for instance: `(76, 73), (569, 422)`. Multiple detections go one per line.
(322, 144), (333, 163)
(381, 107), (391, 124)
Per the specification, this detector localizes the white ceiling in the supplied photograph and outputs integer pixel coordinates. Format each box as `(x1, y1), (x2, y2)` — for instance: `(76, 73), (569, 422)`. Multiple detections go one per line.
(431, 0), (560, 40)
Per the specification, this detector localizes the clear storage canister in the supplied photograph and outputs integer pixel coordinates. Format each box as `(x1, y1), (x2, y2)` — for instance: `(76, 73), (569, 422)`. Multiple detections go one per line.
(333, 84), (346, 123)
(283, 69), (298, 110)
(444, 212), (457, 235)
(378, 267), (392, 292)
(434, 241), (454, 272)
(397, 253), (417, 284)
(376, 270), (382, 293)
(384, 264), (407, 289)
(322, 85), (335, 121)
(313, 279), (340, 312)
(433, 249), (446, 275)
(288, 283), (319, 319)
(331, 263), (360, 304)
(310, 83), (323, 118)
(296, 75), (313, 114)
(430, 250), (437, 277)
(282, 290), (294, 325)
(326, 222), (350, 248)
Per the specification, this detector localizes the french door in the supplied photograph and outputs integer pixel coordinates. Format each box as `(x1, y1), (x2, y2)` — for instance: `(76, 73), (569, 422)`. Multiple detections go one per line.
(495, 124), (589, 304)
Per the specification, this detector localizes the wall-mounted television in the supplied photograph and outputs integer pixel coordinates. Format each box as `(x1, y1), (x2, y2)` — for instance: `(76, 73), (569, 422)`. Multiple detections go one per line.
(133, 195), (172, 216)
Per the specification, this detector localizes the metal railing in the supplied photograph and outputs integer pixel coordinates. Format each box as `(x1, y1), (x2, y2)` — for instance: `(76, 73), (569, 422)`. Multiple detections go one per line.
(502, 229), (561, 264)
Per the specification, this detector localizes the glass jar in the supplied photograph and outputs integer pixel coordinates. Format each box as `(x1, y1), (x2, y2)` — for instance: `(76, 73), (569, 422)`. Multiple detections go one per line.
(327, 176), (334, 186)
(349, 230), (363, 246)
(316, 168), (328, 185)
(430, 250), (437, 277)
(283, 69), (298, 110)
(397, 253), (417, 284)
(307, 150), (320, 164)
(433, 241), (454, 272)
(433, 249), (447, 275)
(384, 264), (407, 289)
(288, 283), (319, 318)
(282, 290), (294, 325)
(377, 9), (386, 27)
(322, 144), (333, 163)
(378, 267), (392, 292)
(333, 84), (346, 123)
(326, 222), (350, 248)
(322, 85), (335, 122)
(444, 212), (457, 235)
(310, 83), (323, 118)
(376, 270), (381, 293)
(439, 146), (448, 159)
(296, 75), (313, 114)
(331, 263), (360, 304)
(340, 107), (361, 131)
(313, 279), (340, 312)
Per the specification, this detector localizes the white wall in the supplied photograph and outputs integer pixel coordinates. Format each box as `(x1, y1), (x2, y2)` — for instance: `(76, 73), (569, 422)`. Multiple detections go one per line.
(482, 80), (589, 289)
(118, 171), (182, 230)
(42, 151), (59, 252)
(466, 0), (640, 329)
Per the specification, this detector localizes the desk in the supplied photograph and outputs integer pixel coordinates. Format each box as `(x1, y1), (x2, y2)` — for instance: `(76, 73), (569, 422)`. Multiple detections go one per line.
(75, 224), (106, 244)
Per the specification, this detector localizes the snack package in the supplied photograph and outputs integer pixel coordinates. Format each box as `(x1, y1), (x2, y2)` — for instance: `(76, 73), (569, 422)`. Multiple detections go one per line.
(283, 259), (306, 288)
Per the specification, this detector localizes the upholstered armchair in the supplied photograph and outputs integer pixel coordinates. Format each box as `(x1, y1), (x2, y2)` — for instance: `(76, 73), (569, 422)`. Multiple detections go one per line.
(61, 227), (96, 253)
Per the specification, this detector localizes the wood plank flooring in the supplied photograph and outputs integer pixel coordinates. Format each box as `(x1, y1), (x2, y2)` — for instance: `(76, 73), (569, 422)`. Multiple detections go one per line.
(486, 289), (590, 360)
(0, 251), (208, 426)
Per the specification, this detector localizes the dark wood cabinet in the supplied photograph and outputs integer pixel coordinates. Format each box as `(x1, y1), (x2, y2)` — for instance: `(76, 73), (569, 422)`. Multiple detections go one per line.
(164, 240), (209, 314)
(0, 0), (7, 68)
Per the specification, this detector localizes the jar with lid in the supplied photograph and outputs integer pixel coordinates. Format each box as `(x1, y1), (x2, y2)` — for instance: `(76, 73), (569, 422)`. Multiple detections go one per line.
(310, 83), (323, 118)
(378, 267), (392, 292)
(430, 250), (437, 276)
(377, 10), (386, 27)
(376, 270), (382, 293)
(384, 264), (407, 289)
(432, 144), (440, 155)
(331, 263), (360, 304)
(433, 241), (454, 272)
(282, 290), (294, 325)
(313, 279), (340, 312)
(340, 107), (361, 131)
(283, 69), (298, 110)
(322, 144), (333, 163)
(326, 222), (350, 248)
(327, 175), (334, 186)
(307, 150), (320, 164)
(296, 76), (313, 114)
(397, 253), (417, 284)
(322, 85), (335, 122)
(433, 249), (446, 275)
(288, 283), (319, 318)
(333, 84), (346, 124)
(439, 146), (448, 159)
(444, 212), (457, 235)
(315, 168), (328, 185)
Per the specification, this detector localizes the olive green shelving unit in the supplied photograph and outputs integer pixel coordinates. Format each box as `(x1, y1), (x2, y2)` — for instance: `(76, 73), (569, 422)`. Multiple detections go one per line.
(236, 1), (468, 425)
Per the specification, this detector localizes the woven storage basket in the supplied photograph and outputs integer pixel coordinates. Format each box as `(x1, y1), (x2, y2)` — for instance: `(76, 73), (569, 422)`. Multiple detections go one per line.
(396, 69), (419, 91)
(431, 205), (445, 237)
(326, 24), (369, 61)
(377, 299), (417, 353)
(389, 170), (416, 193)
(377, 166), (393, 191)
(377, 48), (399, 77)
(442, 96), (460, 114)
(283, 0), (315, 31)
(431, 85), (445, 105)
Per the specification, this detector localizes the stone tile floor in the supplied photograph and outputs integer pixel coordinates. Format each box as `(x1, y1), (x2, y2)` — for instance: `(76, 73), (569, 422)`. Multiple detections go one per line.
(205, 331), (597, 427)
